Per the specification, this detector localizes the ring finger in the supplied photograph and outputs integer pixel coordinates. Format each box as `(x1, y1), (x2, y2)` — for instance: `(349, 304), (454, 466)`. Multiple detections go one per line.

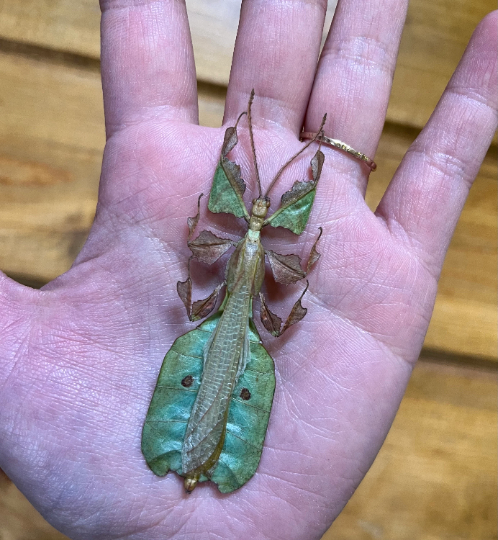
(306, 0), (408, 192)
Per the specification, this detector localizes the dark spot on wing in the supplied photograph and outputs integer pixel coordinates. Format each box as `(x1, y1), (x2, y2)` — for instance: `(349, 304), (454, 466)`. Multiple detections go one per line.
(181, 375), (194, 388)
(240, 388), (251, 400)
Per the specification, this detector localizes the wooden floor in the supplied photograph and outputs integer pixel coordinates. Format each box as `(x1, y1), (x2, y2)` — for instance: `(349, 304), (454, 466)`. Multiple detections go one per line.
(0, 1), (496, 539)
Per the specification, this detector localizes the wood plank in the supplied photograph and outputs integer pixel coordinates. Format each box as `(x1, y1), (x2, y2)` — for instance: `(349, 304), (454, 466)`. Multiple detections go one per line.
(323, 359), (497, 540)
(0, 0), (495, 130)
(0, 357), (495, 539)
(0, 0), (101, 59)
(388, 0), (497, 130)
(0, 49), (495, 359)
(0, 48), (104, 282)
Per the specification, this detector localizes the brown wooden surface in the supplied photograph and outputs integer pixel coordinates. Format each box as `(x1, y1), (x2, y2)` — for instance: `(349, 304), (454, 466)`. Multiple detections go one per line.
(0, 0), (496, 538)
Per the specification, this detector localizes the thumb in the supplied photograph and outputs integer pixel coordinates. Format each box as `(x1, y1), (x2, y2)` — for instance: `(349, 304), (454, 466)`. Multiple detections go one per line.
(0, 273), (38, 389)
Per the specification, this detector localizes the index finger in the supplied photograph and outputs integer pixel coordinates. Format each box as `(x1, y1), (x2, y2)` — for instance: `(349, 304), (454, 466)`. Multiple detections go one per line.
(100, 0), (198, 138)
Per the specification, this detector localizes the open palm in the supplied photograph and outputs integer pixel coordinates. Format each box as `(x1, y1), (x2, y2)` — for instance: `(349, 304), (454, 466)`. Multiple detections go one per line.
(1, 1), (496, 539)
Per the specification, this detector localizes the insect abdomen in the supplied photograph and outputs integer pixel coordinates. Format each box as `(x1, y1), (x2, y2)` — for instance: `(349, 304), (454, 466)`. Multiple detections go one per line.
(181, 284), (251, 477)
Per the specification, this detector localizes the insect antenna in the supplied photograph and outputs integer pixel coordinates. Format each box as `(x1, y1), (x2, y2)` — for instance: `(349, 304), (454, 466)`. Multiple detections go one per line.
(234, 110), (247, 128)
(247, 89), (262, 198)
(264, 114), (327, 197)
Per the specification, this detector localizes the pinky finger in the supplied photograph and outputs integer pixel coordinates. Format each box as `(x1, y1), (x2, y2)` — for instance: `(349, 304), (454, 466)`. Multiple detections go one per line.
(376, 11), (498, 276)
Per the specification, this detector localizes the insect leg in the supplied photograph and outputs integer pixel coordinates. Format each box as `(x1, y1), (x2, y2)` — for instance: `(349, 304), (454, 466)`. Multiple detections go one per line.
(177, 257), (226, 322)
(259, 281), (309, 337)
(187, 193), (203, 241)
(305, 227), (322, 274)
(265, 227), (322, 285)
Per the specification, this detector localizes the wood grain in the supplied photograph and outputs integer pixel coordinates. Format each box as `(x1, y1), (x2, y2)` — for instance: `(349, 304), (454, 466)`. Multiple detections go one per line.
(0, 0), (100, 59)
(0, 47), (103, 281)
(0, 0), (495, 131)
(0, 357), (495, 540)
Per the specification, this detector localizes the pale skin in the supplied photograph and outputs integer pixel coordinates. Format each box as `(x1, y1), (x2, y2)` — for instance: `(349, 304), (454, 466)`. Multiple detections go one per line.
(0, 0), (496, 539)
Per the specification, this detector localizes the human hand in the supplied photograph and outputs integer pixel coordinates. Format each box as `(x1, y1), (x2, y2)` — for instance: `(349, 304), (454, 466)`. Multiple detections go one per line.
(1, 1), (496, 539)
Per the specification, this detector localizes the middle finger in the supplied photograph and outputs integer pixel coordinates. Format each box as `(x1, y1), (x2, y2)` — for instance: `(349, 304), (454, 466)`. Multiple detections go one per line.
(224, 0), (328, 133)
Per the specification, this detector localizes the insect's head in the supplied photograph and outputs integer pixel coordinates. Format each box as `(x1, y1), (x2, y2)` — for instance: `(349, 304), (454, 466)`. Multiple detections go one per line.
(249, 196), (270, 231)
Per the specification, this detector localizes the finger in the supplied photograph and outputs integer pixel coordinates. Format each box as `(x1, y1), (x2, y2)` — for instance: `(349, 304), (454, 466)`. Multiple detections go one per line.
(224, 0), (328, 133)
(305, 0), (408, 189)
(376, 12), (498, 275)
(0, 272), (38, 387)
(100, 0), (198, 138)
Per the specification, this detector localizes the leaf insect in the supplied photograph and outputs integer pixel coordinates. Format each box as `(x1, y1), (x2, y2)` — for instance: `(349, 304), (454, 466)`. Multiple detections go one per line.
(142, 91), (326, 493)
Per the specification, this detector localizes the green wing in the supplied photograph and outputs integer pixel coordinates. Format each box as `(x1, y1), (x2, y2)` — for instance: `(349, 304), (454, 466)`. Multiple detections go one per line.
(142, 311), (275, 493)
(208, 160), (249, 219)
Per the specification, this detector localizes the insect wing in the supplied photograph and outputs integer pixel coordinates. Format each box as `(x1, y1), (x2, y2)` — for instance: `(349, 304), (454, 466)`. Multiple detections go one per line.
(211, 318), (275, 492)
(142, 312), (275, 493)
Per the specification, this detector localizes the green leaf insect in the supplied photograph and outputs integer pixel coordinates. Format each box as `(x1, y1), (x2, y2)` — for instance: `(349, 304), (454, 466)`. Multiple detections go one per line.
(142, 91), (326, 493)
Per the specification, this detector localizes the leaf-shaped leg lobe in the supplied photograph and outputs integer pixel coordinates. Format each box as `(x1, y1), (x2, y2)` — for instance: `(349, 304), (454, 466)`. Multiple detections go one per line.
(306, 227), (322, 274)
(177, 257), (225, 322)
(259, 281), (309, 337)
(207, 113), (251, 220)
(266, 250), (305, 285)
(264, 149), (325, 234)
(187, 193), (203, 240)
(188, 230), (236, 265)
(265, 227), (322, 285)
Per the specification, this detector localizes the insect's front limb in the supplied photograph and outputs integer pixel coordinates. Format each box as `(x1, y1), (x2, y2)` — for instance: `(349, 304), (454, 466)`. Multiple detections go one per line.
(259, 281), (309, 337)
